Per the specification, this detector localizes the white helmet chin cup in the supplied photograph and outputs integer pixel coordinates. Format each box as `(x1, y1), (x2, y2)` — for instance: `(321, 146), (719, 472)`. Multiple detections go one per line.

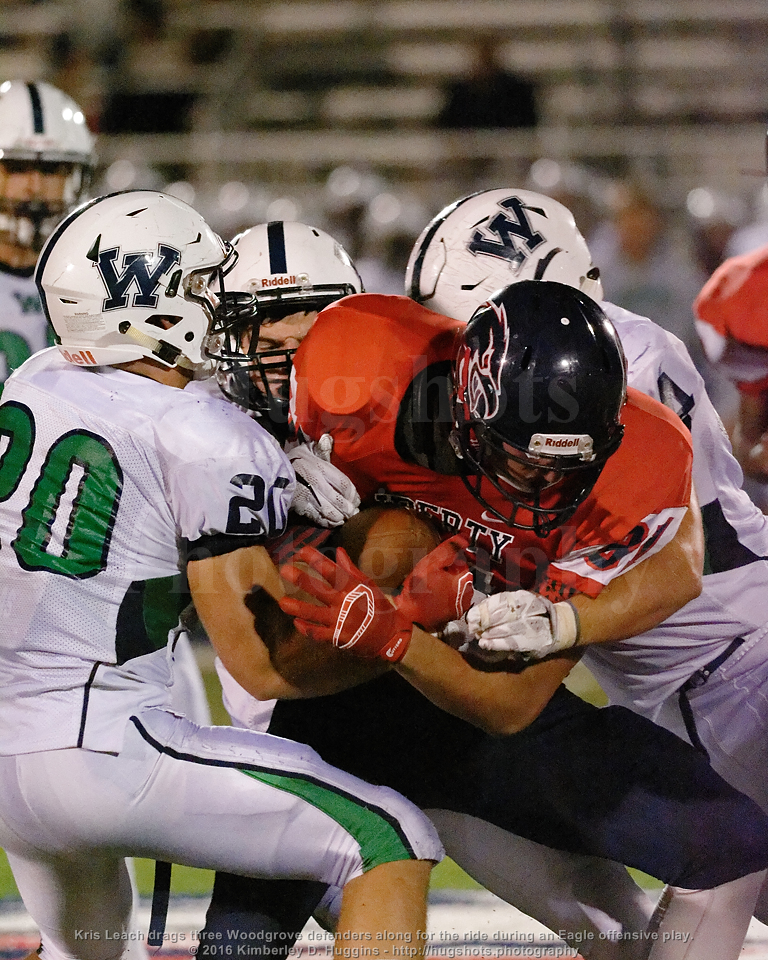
(228, 220), (363, 314)
(35, 190), (230, 369)
(406, 188), (603, 322)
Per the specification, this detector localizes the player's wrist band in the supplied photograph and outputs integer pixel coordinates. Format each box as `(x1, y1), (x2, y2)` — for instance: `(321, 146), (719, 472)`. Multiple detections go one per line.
(552, 601), (580, 651)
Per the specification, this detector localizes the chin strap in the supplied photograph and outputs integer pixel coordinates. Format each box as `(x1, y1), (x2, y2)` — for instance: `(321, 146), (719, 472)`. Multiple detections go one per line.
(118, 321), (197, 371)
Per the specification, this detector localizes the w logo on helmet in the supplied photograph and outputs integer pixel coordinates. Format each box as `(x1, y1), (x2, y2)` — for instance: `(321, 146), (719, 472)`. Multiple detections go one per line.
(468, 196), (546, 267)
(96, 244), (182, 311)
(465, 301), (510, 421)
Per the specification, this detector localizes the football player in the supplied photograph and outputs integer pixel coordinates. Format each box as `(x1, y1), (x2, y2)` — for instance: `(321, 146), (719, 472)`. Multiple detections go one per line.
(200, 275), (768, 960)
(694, 241), (768, 509)
(0, 81), (211, 730)
(0, 80), (207, 948)
(405, 186), (768, 921)
(183, 219), (365, 726)
(408, 191), (768, 808)
(0, 190), (446, 960)
(214, 219), (364, 527)
(215, 219), (364, 441)
(193, 222), (653, 957)
(0, 80), (95, 392)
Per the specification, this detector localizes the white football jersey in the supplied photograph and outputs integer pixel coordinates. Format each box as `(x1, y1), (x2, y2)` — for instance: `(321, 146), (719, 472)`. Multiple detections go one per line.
(0, 349), (295, 754)
(0, 268), (52, 385)
(583, 302), (768, 713)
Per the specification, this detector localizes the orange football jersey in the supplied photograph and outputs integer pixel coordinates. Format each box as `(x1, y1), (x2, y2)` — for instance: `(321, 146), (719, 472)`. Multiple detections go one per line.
(694, 243), (768, 350)
(291, 294), (693, 599)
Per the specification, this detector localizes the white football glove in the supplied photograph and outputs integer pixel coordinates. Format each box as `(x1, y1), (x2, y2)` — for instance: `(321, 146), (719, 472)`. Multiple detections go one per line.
(466, 590), (580, 659)
(288, 434), (361, 528)
(443, 590), (510, 664)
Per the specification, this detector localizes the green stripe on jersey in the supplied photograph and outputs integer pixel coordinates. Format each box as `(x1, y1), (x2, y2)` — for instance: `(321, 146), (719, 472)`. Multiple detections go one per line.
(241, 769), (413, 870)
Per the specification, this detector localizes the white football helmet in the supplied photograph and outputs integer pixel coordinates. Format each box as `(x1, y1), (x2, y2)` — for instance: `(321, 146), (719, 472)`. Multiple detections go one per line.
(226, 220), (363, 316)
(405, 188), (603, 322)
(0, 80), (96, 253)
(35, 190), (238, 370)
(216, 220), (363, 415)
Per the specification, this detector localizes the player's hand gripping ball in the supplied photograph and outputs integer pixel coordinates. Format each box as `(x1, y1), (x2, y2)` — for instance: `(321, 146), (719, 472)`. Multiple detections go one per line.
(279, 537), (474, 661)
(279, 546), (413, 660)
(397, 535), (474, 633)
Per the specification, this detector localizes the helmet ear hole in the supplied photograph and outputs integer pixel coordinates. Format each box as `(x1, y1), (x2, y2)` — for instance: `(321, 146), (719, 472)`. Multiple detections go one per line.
(145, 315), (181, 329)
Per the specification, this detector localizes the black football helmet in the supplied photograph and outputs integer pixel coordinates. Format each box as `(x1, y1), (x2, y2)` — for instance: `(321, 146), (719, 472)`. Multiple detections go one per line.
(452, 280), (626, 536)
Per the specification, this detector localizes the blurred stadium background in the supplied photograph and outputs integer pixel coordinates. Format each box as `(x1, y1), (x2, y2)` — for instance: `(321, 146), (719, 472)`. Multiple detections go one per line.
(4, 0), (768, 269)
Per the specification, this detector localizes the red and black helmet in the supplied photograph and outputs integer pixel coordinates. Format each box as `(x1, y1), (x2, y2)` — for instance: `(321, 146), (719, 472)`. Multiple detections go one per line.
(452, 280), (626, 536)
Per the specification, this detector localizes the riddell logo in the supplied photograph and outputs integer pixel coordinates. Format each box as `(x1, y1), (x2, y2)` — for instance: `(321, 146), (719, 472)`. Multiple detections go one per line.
(545, 437), (578, 448)
(260, 275), (297, 288)
(530, 432), (594, 461)
(61, 348), (97, 366)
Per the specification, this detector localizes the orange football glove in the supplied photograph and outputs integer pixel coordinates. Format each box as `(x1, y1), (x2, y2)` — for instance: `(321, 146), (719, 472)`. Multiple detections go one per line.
(279, 546), (413, 661)
(397, 535), (474, 633)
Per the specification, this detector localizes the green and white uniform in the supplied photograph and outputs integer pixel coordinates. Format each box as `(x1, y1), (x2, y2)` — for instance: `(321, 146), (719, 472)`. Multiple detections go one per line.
(0, 349), (442, 960)
(0, 267), (52, 389)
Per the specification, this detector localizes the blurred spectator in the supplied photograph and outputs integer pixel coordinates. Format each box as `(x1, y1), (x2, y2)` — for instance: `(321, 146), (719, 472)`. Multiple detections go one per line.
(589, 179), (736, 418)
(695, 243), (768, 511)
(724, 184), (768, 257)
(97, 0), (198, 136)
(686, 187), (746, 277)
(100, 90), (196, 134)
(436, 37), (538, 130)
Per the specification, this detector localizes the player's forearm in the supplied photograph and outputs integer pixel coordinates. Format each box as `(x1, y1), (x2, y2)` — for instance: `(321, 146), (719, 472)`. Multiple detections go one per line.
(395, 628), (577, 736)
(258, 626), (391, 696)
(188, 546), (310, 701)
(570, 493), (703, 645)
(189, 546), (388, 700)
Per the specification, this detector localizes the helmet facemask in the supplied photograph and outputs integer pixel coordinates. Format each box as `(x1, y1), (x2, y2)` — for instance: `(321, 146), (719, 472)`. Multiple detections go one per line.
(213, 300), (321, 432)
(0, 158), (93, 264)
(0, 81), (96, 269)
(451, 280), (626, 538)
(213, 221), (362, 425)
(452, 413), (616, 537)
